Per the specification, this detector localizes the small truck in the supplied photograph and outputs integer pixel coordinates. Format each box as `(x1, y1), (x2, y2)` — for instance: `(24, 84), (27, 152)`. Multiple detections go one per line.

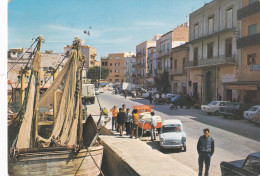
(82, 84), (95, 105)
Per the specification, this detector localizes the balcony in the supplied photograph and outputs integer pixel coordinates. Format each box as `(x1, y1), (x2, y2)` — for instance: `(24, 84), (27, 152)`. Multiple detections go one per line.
(237, 1), (260, 20)
(135, 63), (146, 68)
(158, 49), (171, 58)
(136, 52), (145, 57)
(237, 33), (260, 49)
(185, 55), (236, 69)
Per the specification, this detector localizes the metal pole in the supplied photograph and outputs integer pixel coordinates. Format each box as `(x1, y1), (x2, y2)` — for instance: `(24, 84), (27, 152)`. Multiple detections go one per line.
(53, 70), (57, 124)
(20, 69), (25, 106)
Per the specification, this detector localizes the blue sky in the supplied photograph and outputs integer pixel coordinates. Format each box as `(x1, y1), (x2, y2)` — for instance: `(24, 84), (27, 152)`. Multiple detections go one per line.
(8, 0), (212, 60)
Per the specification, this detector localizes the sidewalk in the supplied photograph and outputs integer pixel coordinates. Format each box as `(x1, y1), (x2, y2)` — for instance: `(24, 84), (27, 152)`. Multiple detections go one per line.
(99, 132), (197, 176)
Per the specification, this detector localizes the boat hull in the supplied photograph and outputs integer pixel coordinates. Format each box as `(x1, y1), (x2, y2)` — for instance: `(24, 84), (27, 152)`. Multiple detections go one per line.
(8, 145), (103, 176)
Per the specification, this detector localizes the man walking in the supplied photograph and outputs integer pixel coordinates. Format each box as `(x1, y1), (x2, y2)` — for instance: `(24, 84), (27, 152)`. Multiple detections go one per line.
(197, 128), (214, 176)
(117, 108), (126, 136)
(130, 109), (139, 139)
(150, 112), (157, 141)
(110, 106), (118, 131)
(148, 93), (153, 104)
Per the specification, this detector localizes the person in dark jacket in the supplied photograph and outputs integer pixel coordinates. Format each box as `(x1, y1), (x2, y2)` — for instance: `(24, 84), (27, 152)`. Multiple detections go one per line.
(148, 93), (153, 104)
(197, 128), (214, 176)
(117, 108), (126, 136)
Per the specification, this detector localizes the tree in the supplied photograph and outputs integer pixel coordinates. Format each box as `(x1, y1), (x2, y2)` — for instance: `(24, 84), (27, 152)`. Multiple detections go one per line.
(86, 66), (109, 84)
(154, 71), (170, 92)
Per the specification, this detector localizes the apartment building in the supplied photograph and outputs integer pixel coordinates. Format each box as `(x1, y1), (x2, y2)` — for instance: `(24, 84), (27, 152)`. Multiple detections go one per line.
(106, 52), (135, 84)
(64, 44), (97, 83)
(186, 0), (241, 103)
(170, 44), (189, 94)
(147, 46), (158, 87)
(229, 0), (260, 104)
(156, 23), (189, 75)
(124, 57), (136, 84)
(135, 40), (156, 86)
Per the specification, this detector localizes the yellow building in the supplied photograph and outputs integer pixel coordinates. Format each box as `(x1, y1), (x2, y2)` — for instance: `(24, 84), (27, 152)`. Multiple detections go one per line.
(228, 0), (260, 104)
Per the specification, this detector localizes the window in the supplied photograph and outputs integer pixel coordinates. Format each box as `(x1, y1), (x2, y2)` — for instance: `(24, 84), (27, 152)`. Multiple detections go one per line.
(226, 9), (233, 29)
(115, 56), (120, 60)
(208, 16), (214, 35)
(110, 63), (112, 66)
(243, 157), (260, 174)
(194, 24), (199, 39)
(207, 42), (214, 58)
(115, 70), (119, 73)
(173, 83), (178, 94)
(115, 75), (119, 77)
(110, 70), (112, 72)
(115, 79), (119, 83)
(225, 38), (232, 57)
(247, 54), (256, 65)
(193, 47), (198, 66)
(249, 0), (258, 4)
(174, 60), (177, 69)
(182, 58), (185, 71)
(109, 79), (112, 81)
(115, 63), (120, 66)
(248, 24), (257, 36)
(143, 48), (145, 54)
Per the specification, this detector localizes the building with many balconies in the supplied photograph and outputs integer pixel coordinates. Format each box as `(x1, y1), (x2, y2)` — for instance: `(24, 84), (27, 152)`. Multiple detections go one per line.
(186, 0), (241, 103)
(227, 0), (260, 105)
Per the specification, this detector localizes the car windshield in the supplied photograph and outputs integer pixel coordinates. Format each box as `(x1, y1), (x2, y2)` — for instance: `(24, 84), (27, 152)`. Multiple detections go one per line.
(162, 124), (182, 133)
(248, 107), (259, 112)
(243, 157), (260, 174)
(209, 101), (217, 105)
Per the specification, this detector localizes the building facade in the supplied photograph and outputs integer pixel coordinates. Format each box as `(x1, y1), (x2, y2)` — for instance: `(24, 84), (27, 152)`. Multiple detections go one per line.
(186, 0), (241, 103)
(135, 41), (157, 86)
(232, 0), (260, 104)
(106, 52), (135, 84)
(124, 57), (136, 84)
(147, 47), (158, 88)
(170, 44), (189, 94)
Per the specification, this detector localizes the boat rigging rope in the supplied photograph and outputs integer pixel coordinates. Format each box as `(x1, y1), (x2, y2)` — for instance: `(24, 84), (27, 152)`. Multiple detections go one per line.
(7, 38), (38, 73)
(74, 148), (104, 176)
(41, 48), (73, 88)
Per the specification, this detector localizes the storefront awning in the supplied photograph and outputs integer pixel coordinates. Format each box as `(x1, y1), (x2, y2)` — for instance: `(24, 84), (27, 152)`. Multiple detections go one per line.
(226, 85), (258, 90)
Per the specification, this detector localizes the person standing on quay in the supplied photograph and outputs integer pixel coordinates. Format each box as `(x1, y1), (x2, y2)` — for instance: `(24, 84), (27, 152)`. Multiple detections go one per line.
(130, 109), (139, 139)
(110, 106), (118, 131)
(117, 108), (126, 136)
(150, 112), (157, 141)
(125, 108), (131, 135)
(197, 128), (214, 176)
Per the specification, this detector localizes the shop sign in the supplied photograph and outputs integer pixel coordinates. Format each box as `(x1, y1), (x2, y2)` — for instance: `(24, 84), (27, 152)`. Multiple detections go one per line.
(250, 65), (260, 71)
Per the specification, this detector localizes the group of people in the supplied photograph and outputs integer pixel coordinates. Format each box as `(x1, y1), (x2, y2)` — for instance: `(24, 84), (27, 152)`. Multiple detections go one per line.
(110, 104), (140, 138)
(109, 104), (157, 141)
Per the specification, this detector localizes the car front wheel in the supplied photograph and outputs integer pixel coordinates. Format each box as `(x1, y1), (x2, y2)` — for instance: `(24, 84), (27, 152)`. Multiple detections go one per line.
(183, 146), (186, 152)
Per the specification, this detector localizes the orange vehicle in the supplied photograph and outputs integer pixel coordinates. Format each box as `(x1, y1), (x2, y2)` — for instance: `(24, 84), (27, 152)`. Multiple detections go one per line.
(132, 105), (162, 130)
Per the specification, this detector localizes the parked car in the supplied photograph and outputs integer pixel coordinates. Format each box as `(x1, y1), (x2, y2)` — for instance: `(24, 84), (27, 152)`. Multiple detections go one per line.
(95, 88), (100, 95)
(201, 101), (229, 115)
(244, 105), (260, 121)
(252, 109), (260, 126)
(159, 119), (186, 151)
(219, 102), (250, 119)
(142, 91), (154, 99)
(98, 88), (104, 93)
(220, 152), (260, 176)
(166, 93), (176, 103)
(107, 87), (113, 91)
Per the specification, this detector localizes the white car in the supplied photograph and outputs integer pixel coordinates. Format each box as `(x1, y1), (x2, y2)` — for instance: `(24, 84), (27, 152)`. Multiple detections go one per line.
(142, 91), (154, 98)
(201, 101), (229, 115)
(95, 88), (100, 95)
(159, 119), (186, 151)
(107, 87), (113, 91)
(244, 105), (260, 121)
(99, 88), (104, 93)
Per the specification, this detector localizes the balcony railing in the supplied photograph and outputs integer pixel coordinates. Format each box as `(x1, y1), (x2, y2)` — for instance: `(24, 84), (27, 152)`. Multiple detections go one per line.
(184, 55), (236, 68)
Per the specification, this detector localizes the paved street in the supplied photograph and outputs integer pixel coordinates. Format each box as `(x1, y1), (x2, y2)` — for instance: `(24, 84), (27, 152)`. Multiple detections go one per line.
(88, 91), (260, 176)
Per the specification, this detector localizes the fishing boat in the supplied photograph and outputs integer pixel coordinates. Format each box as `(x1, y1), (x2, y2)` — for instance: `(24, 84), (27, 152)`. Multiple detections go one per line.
(8, 36), (104, 176)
